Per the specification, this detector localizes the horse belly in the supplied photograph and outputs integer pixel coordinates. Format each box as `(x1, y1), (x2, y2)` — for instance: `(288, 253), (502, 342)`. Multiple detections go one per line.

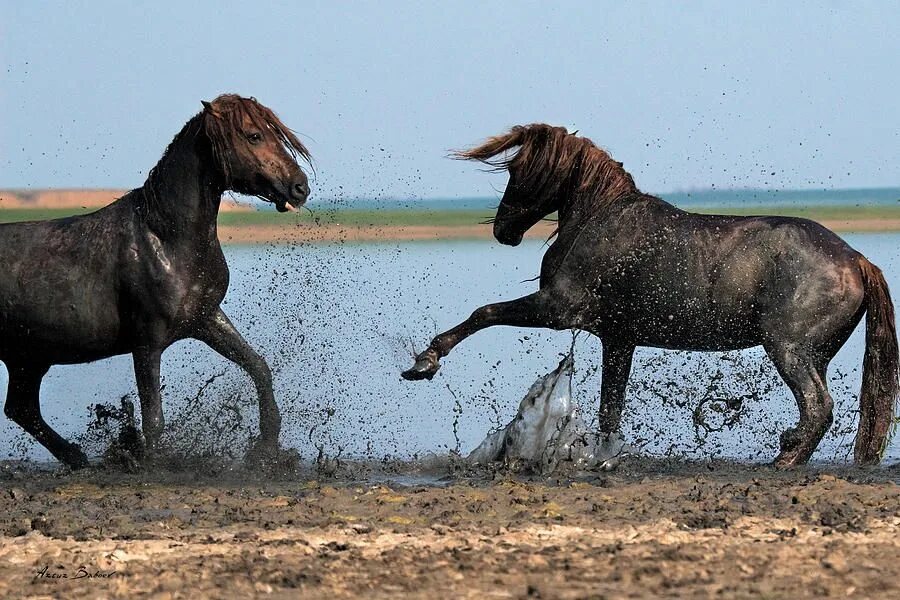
(598, 285), (763, 351)
(630, 311), (762, 351)
(635, 324), (761, 352)
(0, 289), (126, 364)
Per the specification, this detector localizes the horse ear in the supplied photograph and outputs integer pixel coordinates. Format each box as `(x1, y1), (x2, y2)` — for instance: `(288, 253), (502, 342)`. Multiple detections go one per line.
(201, 100), (221, 118)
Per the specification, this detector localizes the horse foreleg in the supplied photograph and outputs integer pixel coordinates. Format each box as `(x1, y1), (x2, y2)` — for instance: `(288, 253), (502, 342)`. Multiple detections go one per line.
(402, 290), (565, 381)
(4, 364), (89, 469)
(192, 309), (281, 453)
(133, 347), (164, 451)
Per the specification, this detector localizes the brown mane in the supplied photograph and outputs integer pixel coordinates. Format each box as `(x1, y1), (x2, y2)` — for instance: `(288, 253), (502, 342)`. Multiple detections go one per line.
(454, 124), (638, 211)
(203, 94), (311, 184)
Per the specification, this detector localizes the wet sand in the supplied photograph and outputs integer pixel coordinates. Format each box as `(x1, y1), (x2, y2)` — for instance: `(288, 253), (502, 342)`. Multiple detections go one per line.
(2, 459), (899, 599)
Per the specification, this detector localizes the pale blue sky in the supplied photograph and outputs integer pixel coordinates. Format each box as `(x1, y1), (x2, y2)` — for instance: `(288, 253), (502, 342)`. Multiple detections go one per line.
(1, 1), (898, 200)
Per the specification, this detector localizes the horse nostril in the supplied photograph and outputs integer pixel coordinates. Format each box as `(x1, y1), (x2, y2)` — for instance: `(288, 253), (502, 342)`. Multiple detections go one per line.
(293, 182), (309, 198)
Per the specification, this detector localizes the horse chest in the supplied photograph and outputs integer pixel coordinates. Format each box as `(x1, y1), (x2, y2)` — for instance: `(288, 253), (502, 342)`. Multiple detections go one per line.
(156, 264), (227, 321)
(128, 235), (228, 325)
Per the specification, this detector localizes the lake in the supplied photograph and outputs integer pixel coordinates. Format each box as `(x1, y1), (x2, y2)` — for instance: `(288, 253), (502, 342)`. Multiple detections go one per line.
(1, 233), (898, 464)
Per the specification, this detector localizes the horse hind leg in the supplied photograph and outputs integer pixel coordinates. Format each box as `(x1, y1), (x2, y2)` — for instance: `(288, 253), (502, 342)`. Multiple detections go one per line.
(765, 344), (834, 467)
(597, 343), (635, 434)
(3, 365), (89, 469)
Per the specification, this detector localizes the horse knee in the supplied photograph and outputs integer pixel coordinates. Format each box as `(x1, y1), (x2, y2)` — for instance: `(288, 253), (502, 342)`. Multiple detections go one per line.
(475, 304), (496, 321)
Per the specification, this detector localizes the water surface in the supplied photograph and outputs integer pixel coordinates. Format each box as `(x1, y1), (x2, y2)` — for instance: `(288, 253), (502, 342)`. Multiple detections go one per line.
(1, 233), (897, 464)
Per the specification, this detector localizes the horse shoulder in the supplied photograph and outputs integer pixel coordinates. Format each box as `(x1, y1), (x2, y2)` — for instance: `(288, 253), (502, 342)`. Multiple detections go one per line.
(120, 222), (228, 332)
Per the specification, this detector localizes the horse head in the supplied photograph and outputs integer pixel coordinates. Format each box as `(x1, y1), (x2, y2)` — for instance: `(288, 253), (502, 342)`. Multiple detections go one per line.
(455, 124), (636, 245)
(202, 94), (311, 212)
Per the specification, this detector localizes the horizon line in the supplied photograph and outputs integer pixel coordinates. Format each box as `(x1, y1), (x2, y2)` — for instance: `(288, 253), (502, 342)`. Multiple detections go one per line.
(1, 184), (899, 201)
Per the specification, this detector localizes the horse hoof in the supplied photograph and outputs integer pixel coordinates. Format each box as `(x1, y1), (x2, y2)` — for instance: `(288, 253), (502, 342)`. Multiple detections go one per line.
(245, 439), (299, 473)
(773, 450), (807, 469)
(401, 351), (441, 381)
(245, 439), (277, 463)
(773, 457), (799, 469)
(598, 458), (620, 472)
(64, 446), (90, 470)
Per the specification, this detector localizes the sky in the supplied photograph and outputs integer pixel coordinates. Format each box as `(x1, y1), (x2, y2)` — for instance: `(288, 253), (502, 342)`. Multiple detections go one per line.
(1, 1), (898, 201)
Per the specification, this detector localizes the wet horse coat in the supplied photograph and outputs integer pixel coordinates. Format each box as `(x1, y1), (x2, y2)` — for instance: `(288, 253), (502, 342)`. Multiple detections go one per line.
(403, 124), (899, 466)
(0, 95), (311, 468)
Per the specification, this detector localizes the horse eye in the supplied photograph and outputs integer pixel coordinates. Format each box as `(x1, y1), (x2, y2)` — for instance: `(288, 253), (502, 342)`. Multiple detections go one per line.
(247, 133), (262, 144)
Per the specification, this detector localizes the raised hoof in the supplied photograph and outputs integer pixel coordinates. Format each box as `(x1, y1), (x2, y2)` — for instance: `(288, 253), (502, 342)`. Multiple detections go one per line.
(401, 351), (441, 381)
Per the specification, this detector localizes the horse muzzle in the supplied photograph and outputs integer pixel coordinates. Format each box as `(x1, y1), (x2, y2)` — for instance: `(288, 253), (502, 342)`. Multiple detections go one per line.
(275, 180), (310, 212)
(493, 223), (524, 246)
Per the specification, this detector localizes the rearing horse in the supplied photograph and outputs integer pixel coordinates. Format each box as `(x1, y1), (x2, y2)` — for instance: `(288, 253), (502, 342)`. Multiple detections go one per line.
(403, 124), (899, 466)
(0, 94), (310, 468)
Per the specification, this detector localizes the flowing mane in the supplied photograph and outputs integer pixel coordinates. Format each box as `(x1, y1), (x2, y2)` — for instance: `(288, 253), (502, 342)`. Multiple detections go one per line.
(454, 124), (638, 212)
(203, 94), (311, 184)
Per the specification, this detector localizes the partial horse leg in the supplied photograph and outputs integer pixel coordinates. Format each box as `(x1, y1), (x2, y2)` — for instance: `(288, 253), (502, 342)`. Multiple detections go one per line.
(597, 343), (635, 434)
(595, 343), (635, 469)
(133, 347), (164, 451)
(402, 290), (567, 380)
(192, 309), (281, 453)
(765, 344), (834, 467)
(3, 364), (89, 468)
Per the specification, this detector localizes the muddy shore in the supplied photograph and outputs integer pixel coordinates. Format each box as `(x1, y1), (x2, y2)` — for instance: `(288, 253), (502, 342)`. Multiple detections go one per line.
(2, 458), (898, 599)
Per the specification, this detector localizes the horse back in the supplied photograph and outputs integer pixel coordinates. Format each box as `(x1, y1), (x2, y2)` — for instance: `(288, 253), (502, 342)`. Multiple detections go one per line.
(544, 197), (865, 350)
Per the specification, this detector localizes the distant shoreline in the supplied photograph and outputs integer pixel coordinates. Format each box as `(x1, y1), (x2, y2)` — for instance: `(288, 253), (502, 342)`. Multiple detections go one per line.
(2, 209), (899, 244)
(214, 218), (900, 244)
(1, 188), (898, 243)
(2, 186), (898, 207)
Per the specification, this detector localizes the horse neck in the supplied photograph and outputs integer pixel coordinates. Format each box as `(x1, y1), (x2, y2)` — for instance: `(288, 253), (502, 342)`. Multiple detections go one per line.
(138, 119), (226, 244)
(556, 191), (597, 231)
(556, 183), (639, 233)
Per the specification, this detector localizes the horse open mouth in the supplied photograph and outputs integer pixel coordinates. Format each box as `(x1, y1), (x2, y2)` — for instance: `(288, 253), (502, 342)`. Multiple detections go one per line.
(274, 198), (297, 213)
(274, 194), (305, 213)
(274, 181), (310, 212)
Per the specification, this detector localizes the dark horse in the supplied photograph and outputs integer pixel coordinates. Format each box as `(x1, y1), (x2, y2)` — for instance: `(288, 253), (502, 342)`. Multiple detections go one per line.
(403, 124), (899, 466)
(0, 94), (310, 468)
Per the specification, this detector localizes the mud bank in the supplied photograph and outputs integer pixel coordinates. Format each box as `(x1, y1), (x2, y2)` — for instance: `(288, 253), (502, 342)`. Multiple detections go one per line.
(2, 458), (899, 599)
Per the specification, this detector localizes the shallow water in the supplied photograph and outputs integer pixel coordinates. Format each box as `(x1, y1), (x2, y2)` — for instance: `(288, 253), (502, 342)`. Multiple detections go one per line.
(1, 233), (897, 464)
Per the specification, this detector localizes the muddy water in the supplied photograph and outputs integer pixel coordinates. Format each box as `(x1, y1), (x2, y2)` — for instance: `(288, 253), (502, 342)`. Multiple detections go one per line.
(0, 233), (897, 464)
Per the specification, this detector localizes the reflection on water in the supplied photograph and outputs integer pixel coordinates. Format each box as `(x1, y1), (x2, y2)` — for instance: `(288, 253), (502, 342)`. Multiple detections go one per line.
(1, 233), (898, 464)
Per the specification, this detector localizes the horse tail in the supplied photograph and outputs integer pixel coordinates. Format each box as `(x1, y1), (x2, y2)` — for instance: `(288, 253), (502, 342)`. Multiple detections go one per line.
(853, 257), (900, 464)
